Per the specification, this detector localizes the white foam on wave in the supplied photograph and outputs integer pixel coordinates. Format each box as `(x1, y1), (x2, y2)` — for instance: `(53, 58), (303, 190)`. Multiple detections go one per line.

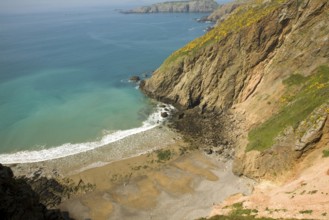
(0, 104), (175, 164)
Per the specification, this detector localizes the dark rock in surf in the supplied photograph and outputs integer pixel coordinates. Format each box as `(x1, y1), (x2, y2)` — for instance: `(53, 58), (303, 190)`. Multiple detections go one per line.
(161, 112), (169, 118)
(129, 76), (141, 82)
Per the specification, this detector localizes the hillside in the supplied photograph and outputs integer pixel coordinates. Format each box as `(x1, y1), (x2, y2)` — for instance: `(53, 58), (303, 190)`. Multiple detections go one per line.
(121, 0), (218, 14)
(141, 0), (329, 192)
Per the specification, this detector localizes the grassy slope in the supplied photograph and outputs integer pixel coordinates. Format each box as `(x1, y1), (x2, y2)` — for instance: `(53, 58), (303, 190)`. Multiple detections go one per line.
(200, 216), (306, 220)
(247, 66), (329, 151)
(198, 202), (309, 220)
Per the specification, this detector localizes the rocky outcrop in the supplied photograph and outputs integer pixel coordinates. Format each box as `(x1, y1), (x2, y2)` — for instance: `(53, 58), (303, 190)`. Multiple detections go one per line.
(233, 104), (329, 180)
(295, 107), (328, 152)
(121, 0), (218, 14)
(0, 164), (72, 220)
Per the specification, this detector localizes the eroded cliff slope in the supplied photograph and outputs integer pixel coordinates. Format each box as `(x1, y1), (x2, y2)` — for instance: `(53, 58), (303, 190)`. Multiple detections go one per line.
(142, 0), (329, 179)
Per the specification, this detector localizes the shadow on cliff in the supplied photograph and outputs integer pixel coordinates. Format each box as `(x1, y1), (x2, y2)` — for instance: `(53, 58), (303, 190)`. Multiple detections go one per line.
(0, 164), (74, 220)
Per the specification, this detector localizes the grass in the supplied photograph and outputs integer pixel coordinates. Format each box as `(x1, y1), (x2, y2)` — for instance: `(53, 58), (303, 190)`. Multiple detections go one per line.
(322, 149), (329, 158)
(156, 149), (172, 162)
(299, 210), (313, 215)
(247, 65), (329, 151)
(283, 73), (308, 86)
(230, 203), (258, 216)
(199, 216), (303, 220)
(198, 202), (304, 220)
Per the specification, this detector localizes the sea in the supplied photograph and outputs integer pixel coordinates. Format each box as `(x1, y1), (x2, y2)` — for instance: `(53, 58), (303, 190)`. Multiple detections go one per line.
(0, 7), (210, 163)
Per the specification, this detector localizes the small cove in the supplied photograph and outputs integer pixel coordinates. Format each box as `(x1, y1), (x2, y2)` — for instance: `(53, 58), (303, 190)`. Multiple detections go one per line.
(0, 8), (210, 162)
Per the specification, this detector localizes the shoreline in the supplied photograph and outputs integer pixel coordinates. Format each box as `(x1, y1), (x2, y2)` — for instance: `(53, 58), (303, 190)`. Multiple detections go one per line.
(0, 103), (175, 165)
(5, 118), (256, 220)
(9, 125), (179, 179)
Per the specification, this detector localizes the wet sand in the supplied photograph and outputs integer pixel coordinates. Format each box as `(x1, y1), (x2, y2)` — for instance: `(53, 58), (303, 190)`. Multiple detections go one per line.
(59, 150), (254, 220)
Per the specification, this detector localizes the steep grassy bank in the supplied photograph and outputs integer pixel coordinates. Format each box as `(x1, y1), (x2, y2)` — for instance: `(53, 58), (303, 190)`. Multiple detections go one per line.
(247, 65), (329, 151)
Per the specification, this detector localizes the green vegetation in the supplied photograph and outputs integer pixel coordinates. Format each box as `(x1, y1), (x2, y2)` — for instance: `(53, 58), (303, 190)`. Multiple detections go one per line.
(247, 66), (329, 151)
(156, 149), (172, 162)
(199, 216), (303, 220)
(229, 202), (258, 216)
(283, 73), (308, 86)
(322, 149), (329, 157)
(161, 0), (286, 68)
(299, 210), (313, 215)
(198, 202), (303, 220)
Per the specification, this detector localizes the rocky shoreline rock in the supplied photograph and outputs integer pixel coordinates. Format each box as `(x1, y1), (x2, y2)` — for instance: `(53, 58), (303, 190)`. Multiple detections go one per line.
(163, 107), (238, 162)
(129, 75), (141, 83)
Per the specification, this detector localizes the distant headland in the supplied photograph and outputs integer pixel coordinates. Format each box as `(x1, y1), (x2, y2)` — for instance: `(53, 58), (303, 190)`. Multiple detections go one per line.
(120, 0), (219, 14)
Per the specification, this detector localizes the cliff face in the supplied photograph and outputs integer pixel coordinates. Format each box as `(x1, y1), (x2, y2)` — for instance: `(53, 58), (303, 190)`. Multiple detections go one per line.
(122, 0), (218, 13)
(142, 0), (328, 112)
(142, 0), (329, 179)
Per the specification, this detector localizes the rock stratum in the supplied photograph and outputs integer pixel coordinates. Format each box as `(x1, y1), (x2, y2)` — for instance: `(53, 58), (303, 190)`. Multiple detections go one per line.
(141, 0), (329, 181)
(121, 0), (218, 14)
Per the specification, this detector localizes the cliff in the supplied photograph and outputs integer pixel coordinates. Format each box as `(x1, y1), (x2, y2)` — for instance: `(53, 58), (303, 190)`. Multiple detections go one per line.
(121, 0), (218, 14)
(0, 164), (71, 220)
(141, 0), (329, 179)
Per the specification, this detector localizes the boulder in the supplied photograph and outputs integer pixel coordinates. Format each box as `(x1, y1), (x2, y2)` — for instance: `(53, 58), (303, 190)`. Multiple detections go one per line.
(295, 105), (328, 152)
(204, 149), (213, 155)
(161, 112), (169, 118)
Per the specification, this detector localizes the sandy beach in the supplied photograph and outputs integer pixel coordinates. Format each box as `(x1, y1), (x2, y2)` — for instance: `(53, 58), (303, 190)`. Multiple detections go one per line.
(8, 124), (254, 220)
(59, 150), (254, 220)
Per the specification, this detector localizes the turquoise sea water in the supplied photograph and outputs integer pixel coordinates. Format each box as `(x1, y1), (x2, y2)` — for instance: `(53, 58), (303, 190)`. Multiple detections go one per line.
(0, 8), (209, 162)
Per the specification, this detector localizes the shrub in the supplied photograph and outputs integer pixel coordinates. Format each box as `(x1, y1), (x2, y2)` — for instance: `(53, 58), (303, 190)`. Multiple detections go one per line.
(156, 149), (172, 161)
(322, 150), (329, 158)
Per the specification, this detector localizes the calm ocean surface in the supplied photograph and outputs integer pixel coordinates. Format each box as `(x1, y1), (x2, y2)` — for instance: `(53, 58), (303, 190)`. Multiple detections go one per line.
(0, 8), (209, 162)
